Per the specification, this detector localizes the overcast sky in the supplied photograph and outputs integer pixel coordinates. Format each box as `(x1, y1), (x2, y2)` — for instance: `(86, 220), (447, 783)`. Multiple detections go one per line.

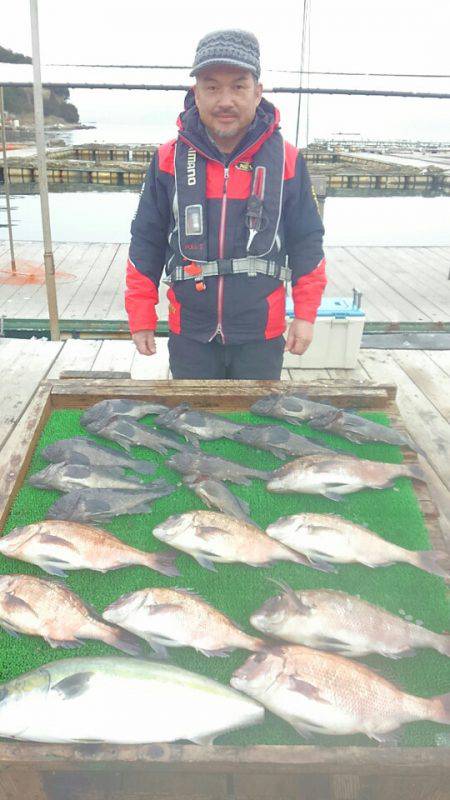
(2, 0), (450, 141)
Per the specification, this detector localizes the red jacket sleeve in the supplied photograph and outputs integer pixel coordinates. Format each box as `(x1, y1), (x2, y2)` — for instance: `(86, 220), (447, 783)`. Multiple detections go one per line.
(291, 257), (327, 323)
(125, 258), (159, 333)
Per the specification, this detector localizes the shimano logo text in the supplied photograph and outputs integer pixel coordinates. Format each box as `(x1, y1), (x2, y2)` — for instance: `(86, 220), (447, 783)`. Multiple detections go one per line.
(187, 148), (196, 186)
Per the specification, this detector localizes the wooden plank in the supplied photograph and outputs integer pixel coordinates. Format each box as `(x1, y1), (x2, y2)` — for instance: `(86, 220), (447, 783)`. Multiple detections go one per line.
(359, 350), (450, 491)
(2, 243), (76, 319)
(0, 381), (52, 528)
(92, 340), (136, 374)
(351, 247), (447, 322)
(85, 243), (128, 320)
(0, 742), (449, 772)
(425, 350), (450, 376)
(47, 339), (102, 379)
(103, 243), (128, 320)
(62, 244), (119, 320)
(36, 242), (98, 319)
(391, 350), (450, 422)
(0, 241), (47, 311)
(0, 338), (63, 449)
(377, 247), (450, 315)
(324, 247), (393, 321)
(131, 338), (170, 379)
(46, 378), (393, 412)
(0, 770), (48, 800)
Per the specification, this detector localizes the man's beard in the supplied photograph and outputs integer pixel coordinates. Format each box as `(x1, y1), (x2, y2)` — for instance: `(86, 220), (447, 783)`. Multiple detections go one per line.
(208, 121), (243, 140)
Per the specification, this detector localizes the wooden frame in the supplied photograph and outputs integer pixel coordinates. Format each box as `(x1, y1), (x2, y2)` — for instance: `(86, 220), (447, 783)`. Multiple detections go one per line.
(0, 379), (448, 800)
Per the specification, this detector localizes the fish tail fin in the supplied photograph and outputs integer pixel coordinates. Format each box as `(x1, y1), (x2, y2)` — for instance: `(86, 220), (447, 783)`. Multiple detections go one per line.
(99, 623), (145, 657)
(428, 692), (450, 725)
(132, 460), (156, 475)
(435, 634), (450, 657)
(403, 463), (426, 482)
(255, 469), (272, 481)
(415, 550), (450, 581)
(247, 637), (268, 652)
(148, 551), (180, 577)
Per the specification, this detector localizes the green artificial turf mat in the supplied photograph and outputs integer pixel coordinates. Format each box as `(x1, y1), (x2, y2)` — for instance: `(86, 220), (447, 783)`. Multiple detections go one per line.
(0, 407), (449, 748)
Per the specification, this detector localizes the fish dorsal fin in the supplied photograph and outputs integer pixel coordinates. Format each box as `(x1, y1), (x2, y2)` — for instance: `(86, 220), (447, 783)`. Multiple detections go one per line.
(265, 577), (311, 614)
(52, 671), (94, 700)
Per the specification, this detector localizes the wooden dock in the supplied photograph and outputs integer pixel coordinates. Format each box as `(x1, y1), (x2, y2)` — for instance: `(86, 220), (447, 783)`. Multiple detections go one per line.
(0, 336), (448, 536)
(1, 241), (450, 335)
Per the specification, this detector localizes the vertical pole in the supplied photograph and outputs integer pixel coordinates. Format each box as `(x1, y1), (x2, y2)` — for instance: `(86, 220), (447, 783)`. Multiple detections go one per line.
(0, 86), (16, 272)
(29, 0), (60, 340)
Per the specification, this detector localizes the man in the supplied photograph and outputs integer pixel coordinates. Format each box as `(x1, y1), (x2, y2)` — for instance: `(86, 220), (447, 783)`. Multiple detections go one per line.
(126, 29), (326, 379)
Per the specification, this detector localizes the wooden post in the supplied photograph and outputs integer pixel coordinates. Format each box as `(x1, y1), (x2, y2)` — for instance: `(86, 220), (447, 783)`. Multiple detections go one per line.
(29, 0), (60, 341)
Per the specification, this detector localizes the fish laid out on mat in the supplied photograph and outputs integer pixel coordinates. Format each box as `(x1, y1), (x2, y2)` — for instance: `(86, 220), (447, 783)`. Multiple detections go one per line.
(167, 450), (270, 485)
(182, 475), (253, 523)
(251, 391), (421, 452)
(231, 646), (450, 743)
(308, 408), (422, 453)
(46, 482), (175, 523)
(152, 511), (321, 572)
(250, 580), (450, 658)
(232, 424), (342, 459)
(29, 462), (148, 493)
(0, 520), (179, 577)
(42, 437), (156, 475)
(156, 403), (244, 444)
(81, 399), (169, 427)
(103, 587), (266, 658)
(0, 574), (144, 656)
(266, 514), (450, 579)
(84, 415), (186, 455)
(0, 656), (264, 743)
(266, 453), (425, 500)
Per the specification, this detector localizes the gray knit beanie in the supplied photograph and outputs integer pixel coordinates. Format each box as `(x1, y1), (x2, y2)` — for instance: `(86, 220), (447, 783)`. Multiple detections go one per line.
(190, 29), (261, 79)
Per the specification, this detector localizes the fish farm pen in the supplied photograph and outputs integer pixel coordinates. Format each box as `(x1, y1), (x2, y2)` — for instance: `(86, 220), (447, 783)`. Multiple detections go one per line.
(2, 143), (449, 193)
(0, 378), (448, 800)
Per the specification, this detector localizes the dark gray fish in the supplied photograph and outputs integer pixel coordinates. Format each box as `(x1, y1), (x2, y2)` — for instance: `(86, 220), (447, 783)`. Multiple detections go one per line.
(41, 437), (156, 475)
(166, 450), (270, 485)
(232, 424), (340, 459)
(182, 475), (253, 523)
(81, 399), (169, 427)
(309, 409), (424, 454)
(84, 415), (186, 454)
(251, 393), (337, 424)
(29, 462), (146, 493)
(156, 403), (244, 443)
(46, 482), (176, 523)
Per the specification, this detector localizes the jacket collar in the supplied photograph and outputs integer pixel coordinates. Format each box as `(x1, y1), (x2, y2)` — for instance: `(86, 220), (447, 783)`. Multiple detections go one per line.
(176, 88), (281, 164)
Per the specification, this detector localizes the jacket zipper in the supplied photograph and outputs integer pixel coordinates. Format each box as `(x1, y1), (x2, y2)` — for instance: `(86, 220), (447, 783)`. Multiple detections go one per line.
(213, 165), (229, 342)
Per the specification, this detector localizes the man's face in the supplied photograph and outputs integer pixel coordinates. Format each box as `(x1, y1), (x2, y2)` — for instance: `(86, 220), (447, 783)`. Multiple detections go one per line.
(193, 66), (263, 151)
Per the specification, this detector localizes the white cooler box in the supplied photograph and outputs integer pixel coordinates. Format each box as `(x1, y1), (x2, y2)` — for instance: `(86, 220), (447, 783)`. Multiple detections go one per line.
(284, 296), (365, 369)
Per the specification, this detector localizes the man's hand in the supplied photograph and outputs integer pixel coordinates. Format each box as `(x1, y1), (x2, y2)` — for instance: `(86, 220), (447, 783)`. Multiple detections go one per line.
(285, 319), (314, 355)
(132, 330), (156, 356)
